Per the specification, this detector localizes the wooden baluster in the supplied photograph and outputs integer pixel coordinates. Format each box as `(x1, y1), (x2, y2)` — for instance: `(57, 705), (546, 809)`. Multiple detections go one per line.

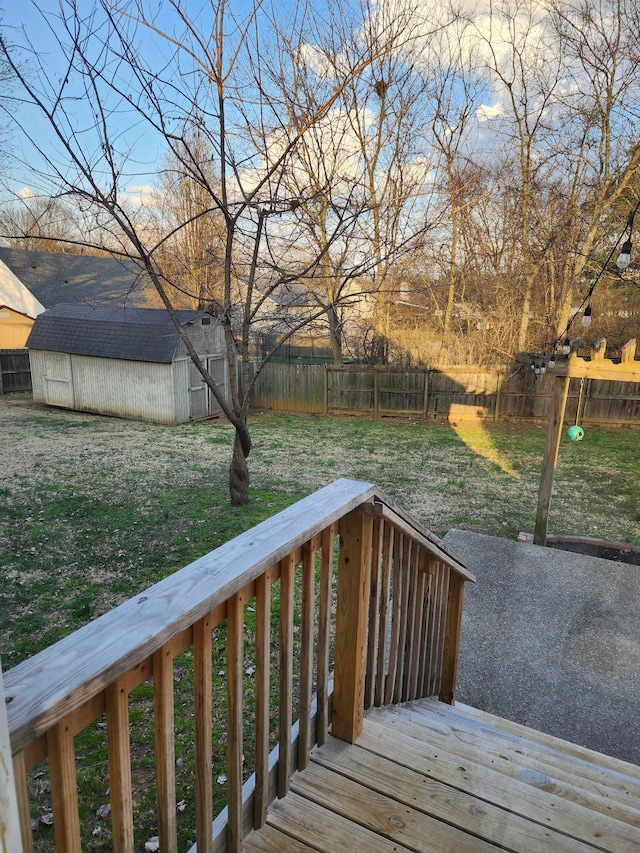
(393, 536), (412, 703)
(365, 517), (384, 709)
(317, 525), (336, 746)
(404, 543), (420, 701)
(194, 613), (213, 853)
(48, 719), (81, 853)
(153, 645), (177, 853)
(106, 678), (134, 853)
(298, 541), (315, 770)
(384, 533), (403, 705)
(254, 567), (274, 827)
(227, 591), (245, 853)
(278, 554), (295, 796)
(407, 551), (426, 700)
(417, 554), (434, 698)
(375, 524), (393, 706)
(439, 570), (465, 705)
(432, 565), (450, 696)
(332, 507), (373, 743)
(425, 560), (442, 696)
(12, 751), (33, 853)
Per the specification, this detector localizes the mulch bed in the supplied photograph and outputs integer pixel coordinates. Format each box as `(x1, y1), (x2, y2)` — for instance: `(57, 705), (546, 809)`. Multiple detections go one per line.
(546, 539), (640, 566)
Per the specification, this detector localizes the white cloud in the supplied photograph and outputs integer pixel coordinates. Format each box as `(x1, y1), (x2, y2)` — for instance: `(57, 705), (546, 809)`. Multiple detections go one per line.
(124, 184), (157, 207)
(17, 186), (36, 200)
(476, 103), (505, 122)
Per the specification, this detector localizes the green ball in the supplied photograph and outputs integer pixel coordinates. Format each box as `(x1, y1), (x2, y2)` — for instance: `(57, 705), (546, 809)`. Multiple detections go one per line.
(567, 425), (584, 441)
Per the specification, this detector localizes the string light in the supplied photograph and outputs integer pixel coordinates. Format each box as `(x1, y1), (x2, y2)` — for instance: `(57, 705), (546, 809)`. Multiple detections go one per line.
(617, 238), (632, 271)
(581, 305), (592, 327)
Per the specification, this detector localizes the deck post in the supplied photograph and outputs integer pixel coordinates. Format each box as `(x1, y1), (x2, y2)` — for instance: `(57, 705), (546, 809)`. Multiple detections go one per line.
(1, 657), (24, 853)
(332, 507), (373, 743)
(439, 573), (464, 705)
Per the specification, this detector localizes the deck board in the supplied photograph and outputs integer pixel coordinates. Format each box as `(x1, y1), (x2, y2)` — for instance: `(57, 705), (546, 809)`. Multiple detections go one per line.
(244, 699), (640, 853)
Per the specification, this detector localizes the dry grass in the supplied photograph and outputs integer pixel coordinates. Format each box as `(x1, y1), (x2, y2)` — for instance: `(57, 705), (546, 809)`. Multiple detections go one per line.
(1, 392), (639, 850)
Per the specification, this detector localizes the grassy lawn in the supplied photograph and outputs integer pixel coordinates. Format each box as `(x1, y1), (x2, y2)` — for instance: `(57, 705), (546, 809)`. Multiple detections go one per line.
(1, 392), (638, 849)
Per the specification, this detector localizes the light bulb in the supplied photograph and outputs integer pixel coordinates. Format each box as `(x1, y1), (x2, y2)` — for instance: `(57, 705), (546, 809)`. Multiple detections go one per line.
(540, 361), (546, 374)
(548, 356), (556, 369)
(617, 238), (632, 271)
(581, 306), (592, 327)
(562, 338), (571, 354)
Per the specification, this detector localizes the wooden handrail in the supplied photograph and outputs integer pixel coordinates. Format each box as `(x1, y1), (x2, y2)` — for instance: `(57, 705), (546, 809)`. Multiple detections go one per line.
(3, 478), (472, 853)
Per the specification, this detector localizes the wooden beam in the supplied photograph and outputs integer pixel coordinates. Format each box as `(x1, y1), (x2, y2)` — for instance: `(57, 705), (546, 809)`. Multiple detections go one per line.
(534, 375), (570, 546)
(439, 572), (465, 705)
(332, 508), (373, 743)
(553, 351), (640, 381)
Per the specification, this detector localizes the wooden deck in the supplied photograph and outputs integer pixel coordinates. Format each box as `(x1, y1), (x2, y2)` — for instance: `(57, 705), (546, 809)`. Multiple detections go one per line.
(243, 699), (640, 852)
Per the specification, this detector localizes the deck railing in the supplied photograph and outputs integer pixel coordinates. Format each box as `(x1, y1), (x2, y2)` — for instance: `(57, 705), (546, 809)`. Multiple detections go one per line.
(2, 478), (473, 853)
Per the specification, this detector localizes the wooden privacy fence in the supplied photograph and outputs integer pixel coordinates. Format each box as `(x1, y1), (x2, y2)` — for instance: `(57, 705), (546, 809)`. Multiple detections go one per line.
(249, 362), (640, 425)
(0, 348), (31, 393)
(3, 478), (472, 853)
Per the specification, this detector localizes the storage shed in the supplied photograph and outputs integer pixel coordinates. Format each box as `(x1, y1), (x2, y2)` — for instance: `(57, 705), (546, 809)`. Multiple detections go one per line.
(26, 304), (231, 424)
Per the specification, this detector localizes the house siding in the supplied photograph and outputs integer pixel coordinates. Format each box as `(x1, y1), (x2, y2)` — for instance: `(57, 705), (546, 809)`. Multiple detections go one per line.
(0, 309), (34, 349)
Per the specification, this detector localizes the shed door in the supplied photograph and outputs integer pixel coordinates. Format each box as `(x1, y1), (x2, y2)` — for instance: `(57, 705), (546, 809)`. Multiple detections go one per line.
(43, 352), (74, 408)
(207, 356), (226, 416)
(188, 361), (208, 420)
(188, 356), (227, 420)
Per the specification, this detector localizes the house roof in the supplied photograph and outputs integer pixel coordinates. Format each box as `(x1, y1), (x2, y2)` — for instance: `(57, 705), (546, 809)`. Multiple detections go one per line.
(0, 248), (159, 309)
(26, 304), (210, 363)
(0, 258), (46, 319)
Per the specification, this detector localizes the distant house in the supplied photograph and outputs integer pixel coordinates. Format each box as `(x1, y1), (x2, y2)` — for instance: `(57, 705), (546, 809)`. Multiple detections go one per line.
(0, 257), (46, 348)
(26, 304), (231, 424)
(0, 248), (160, 348)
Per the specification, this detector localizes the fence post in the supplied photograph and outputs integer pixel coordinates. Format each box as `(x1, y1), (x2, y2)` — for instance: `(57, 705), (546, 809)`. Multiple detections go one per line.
(422, 369), (429, 419)
(1, 657), (23, 853)
(332, 507), (373, 743)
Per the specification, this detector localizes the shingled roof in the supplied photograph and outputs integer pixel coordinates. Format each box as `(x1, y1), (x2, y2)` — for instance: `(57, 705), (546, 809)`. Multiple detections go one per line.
(0, 248), (159, 309)
(26, 304), (209, 363)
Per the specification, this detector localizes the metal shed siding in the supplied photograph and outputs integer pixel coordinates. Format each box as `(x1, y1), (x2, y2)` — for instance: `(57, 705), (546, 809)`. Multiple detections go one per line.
(70, 355), (177, 423)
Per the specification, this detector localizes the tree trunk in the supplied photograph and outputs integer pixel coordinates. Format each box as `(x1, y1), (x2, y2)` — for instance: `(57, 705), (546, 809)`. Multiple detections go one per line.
(229, 430), (250, 506)
(327, 305), (343, 364)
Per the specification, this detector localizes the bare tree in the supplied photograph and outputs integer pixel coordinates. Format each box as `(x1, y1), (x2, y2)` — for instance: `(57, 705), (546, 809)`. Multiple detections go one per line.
(0, 0), (426, 503)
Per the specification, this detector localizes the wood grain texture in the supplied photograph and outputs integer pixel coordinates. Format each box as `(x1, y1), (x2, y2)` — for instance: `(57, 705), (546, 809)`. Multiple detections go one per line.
(194, 614), (213, 853)
(241, 700), (640, 852)
(332, 508), (373, 743)
(316, 525), (336, 746)
(153, 646), (177, 853)
(47, 720), (81, 853)
(106, 678), (134, 853)
(277, 554), (295, 799)
(6, 479), (379, 753)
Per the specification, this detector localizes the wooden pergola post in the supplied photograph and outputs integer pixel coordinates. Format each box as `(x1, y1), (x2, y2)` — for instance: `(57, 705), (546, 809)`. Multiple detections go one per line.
(534, 374), (570, 545)
(533, 340), (640, 547)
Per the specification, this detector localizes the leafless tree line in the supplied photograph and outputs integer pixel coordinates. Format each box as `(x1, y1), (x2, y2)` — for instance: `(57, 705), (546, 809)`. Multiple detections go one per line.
(1, 0), (639, 501)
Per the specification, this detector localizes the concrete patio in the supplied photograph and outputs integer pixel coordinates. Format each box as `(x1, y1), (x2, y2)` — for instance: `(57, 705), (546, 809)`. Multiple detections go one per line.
(443, 529), (640, 766)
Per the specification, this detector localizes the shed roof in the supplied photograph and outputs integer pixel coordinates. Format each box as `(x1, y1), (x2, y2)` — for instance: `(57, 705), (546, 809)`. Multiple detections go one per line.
(26, 304), (210, 363)
(0, 248), (158, 309)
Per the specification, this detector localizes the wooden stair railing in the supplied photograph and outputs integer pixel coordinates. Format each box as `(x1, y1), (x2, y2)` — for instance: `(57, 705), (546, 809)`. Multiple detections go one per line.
(1, 478), (472, 853)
